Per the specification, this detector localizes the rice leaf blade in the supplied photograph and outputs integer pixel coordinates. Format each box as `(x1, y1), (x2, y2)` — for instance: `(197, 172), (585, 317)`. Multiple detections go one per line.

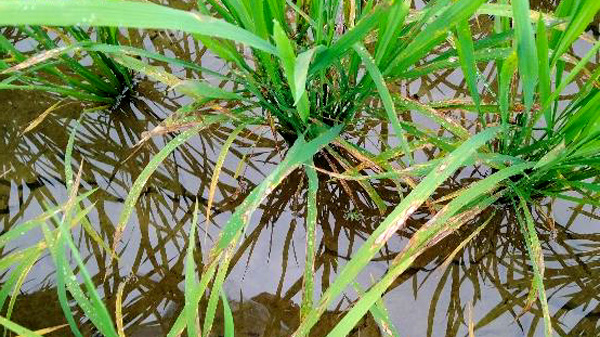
(294, 127), (501, 337)
(551, 0), (600, 65)
(325, 160), (532, 336)
(515, 192), (552, 336)
(216, 126), (341, 250)
(301, 163), (318, 320)
(116, 115), (228, 255)
(455, 19), (481, 114)
(536, 15), (551, 131)
(169, 126), (341, 337)
(294, 47), (318, 106)
(185, 202), (200, 337)
(0, 316), (43, 337)
(273, 21), (310, 122)
(0, 0), (277, 54)
(388, 0), (487, 75)
(221, 290), (235, 337)
(352, 43), (412, 164)
(512, 0), (538, 111)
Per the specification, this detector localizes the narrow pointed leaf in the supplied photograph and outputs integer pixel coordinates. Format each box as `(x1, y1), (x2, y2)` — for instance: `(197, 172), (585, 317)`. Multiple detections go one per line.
(0, 0), (277, 54)
(512, 0), (538, 111)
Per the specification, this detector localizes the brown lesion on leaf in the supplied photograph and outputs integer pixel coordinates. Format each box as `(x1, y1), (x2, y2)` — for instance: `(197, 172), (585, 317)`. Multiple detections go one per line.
(374, 202), (420, 246)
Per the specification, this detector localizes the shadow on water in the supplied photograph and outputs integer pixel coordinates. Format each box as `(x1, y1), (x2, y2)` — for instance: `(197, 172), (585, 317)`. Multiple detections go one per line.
(1, 1), (599, 336)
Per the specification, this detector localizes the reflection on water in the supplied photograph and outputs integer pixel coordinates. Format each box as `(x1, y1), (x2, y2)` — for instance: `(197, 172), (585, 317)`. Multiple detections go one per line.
(1, 1), (600, 336)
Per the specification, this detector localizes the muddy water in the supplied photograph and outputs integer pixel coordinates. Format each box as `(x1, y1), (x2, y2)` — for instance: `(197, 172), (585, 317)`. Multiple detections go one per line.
(2, 2), (600, 337)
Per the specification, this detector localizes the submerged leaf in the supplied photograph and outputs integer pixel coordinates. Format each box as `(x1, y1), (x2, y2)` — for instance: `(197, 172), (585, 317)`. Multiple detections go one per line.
(22, 100), (67, 134)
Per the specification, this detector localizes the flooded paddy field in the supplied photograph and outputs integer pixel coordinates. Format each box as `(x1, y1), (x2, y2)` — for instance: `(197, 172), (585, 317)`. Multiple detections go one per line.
(1, 0), (599, 336)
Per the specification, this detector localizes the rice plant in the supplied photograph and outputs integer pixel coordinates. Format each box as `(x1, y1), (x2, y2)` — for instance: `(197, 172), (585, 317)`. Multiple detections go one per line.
(0, 25), (133, 105)
(0, 0), (598, 336)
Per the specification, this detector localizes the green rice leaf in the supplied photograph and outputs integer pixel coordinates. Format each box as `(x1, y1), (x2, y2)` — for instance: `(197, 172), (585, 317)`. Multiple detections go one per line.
(534, 140), (565, 169)
(301, 163), (318, 320)
(326, 159), (532, 337)
(185, 202), (200, 337)
(216, 126), (341, 250)
(221, 290), (235, 337)
(168, 126), (341, 337)
(0, 0), (277, 54)
(0, 316), (43, 337)
(58, 190), (118, 337)
(375, 0), (410, 66)
(176, 80), (245, 101)
(551, 0), (600, 65)
(295, 127), (502, 337)
(353, 283), (400, 337)
(499, 52), (518, 147)
(273, 21), (297, 85)
(533, 38), (600, 128)
(5, 249), (43, 325)
(203, 246), (235, 337)
(273, 21), (310, 122)
(571, 181), (600, 193)
(0, 247), (42, 313)
(515, 191), (552, 337)
(536, 15), (552, 131)
(294, 47), (318, 106)
(221, 0), (254, 30)
(403, 47), (513, 79)
(512, 0), (538, 111)
(388, 0), (487, 75)
(116, 115), (229, 254)
(455, 19), (481, 114)
(353, 43), (412, 164)
(40, 223), (84, 337)
(168, 261), (218, 337)
(309, 6), (387, 74)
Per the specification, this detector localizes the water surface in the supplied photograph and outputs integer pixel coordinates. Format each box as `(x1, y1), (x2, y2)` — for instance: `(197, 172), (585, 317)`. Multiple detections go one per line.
(1, 2), (599, 336)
